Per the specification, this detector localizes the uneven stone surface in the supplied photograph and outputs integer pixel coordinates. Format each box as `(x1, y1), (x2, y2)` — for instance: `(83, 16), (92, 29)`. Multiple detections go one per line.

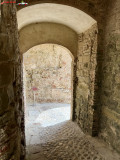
(75, 24), (97, 135)
(0, 2), (25, 160)
(99, 0), (120, 153)
(28, 137), (105, 160)
(23, 44), (72, 104)
(25, 103), (120, 160)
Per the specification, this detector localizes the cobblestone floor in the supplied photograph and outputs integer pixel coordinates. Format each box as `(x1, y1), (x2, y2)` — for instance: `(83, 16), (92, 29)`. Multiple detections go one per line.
(25, 103), (120, 160)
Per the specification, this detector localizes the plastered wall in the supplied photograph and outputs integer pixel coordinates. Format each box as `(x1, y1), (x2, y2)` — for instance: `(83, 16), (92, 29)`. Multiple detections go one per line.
(23, 44), (72, 104)
(19, 22), (78, 57)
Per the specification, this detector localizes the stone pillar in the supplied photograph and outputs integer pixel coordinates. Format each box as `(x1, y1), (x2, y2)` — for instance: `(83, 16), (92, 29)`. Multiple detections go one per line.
(74, 24), (98, 135)
(0, 2), (25, 160)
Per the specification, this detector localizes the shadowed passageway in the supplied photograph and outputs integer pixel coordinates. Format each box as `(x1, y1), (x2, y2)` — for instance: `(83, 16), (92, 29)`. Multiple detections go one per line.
(25, 103), (120, 160)
(1, 1), (120, 159)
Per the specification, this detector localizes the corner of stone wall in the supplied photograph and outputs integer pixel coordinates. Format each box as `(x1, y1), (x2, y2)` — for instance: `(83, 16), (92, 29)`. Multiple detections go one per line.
(0, 3), (25, 160)
(74, 23), (98, 135)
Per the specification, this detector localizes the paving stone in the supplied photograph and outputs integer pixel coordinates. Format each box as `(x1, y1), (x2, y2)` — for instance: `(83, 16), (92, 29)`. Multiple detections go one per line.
(25, 103), (120, 160)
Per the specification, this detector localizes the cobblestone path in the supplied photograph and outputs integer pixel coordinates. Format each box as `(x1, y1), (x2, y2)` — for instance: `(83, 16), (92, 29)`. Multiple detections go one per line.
(25, 103), (120, 160)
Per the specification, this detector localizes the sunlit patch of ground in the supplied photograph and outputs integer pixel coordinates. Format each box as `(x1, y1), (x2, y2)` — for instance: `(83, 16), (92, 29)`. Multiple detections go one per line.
(25, 103), (70, 145)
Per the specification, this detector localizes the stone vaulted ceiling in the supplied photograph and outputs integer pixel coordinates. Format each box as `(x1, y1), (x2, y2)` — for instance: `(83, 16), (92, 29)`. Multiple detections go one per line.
(17, 3), (96, 33)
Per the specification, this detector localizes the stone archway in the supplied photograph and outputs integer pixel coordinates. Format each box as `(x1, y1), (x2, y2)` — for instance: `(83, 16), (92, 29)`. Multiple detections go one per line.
(16, 2), (107, 139)
(16, 0), (103, 21)
(19, 23), (78, 57)
(17, 3), (98, 136)
(19, 23), (77, 121)
(2, 1), (120, 159)
(23, 44), (75, 150)
(0, 2), (99, 159)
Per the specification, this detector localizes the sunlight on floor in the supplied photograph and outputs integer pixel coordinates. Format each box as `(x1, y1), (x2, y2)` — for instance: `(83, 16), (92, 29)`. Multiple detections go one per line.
(25, 103), (71, 145)
(34, 107), (70, 127)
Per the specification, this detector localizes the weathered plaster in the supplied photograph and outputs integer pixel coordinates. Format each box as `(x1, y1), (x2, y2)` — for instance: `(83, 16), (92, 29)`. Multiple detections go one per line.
(19, 22), (78, 57)
(17, 3), (96, 33)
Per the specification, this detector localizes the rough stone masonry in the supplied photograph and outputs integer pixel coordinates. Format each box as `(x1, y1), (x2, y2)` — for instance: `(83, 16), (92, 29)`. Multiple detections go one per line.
(0, 0), (120, 159)
(0, 3), (25, 160)
(75, 24), (98, 135)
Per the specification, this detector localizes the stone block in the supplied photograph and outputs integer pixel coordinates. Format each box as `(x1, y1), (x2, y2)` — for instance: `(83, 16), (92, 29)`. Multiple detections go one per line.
(82, 56), (90, 63)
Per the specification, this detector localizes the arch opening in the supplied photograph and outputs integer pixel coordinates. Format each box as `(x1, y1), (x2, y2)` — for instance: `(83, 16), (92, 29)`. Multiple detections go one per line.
(17, 2), (98, 149)
(19, 22), (78, 57)
(23, 44), (74, 147)
(17, 3), (96, 33)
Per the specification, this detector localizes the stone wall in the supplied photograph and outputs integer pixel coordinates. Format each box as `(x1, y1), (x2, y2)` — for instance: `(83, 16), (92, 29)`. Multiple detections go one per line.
(17, 0), (109, 148)
(23, 44), (72, 104)
(1, 0), (120, 156)
(75, 24), (98, 135)
(0, 3), (25, 160)
(99, 0), (120, 153)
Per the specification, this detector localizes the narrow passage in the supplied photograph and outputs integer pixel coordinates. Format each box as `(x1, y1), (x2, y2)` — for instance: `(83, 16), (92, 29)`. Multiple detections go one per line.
(25, 103), (120, 160)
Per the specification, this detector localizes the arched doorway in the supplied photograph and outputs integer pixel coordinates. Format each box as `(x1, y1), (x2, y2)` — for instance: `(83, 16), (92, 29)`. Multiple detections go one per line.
(2, 1), (120, 159)
(23, 44), (74, 148)
(17, 3), (98, 158)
